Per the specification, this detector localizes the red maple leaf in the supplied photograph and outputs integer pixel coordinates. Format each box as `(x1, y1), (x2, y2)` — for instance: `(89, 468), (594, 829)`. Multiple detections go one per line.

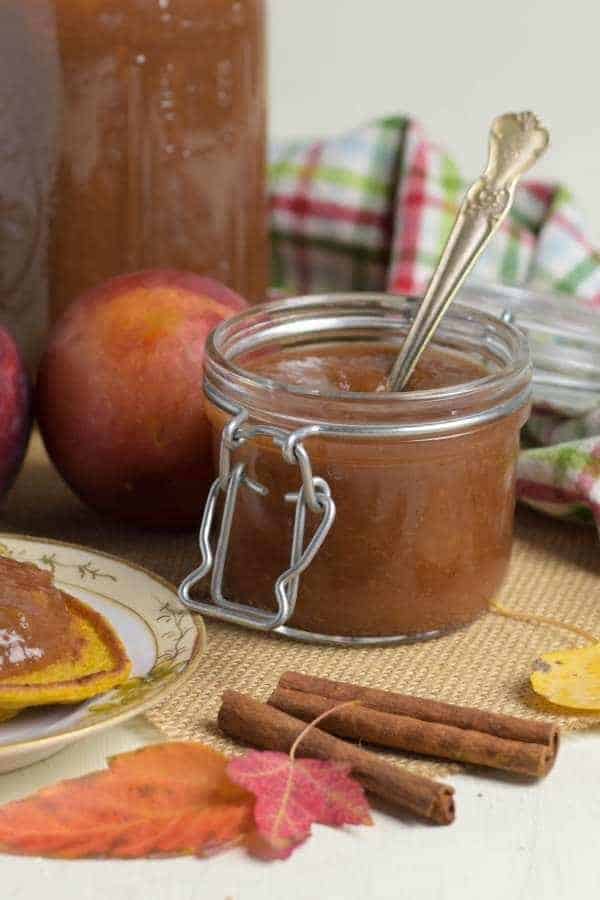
(227, 704), (372, 859)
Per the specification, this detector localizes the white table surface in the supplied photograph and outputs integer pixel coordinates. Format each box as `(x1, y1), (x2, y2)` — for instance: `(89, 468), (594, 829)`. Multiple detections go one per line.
(1, 718), (599, 900)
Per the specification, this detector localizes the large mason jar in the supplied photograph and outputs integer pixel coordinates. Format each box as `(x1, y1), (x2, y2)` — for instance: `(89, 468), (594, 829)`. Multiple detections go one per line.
(50, 0), (268, 317)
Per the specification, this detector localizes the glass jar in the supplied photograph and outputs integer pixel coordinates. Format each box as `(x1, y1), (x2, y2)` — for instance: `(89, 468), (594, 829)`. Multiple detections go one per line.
(180, 293), (532, 645)
(0, 1), (59, 371)
(50, 0), (267, 318)
(460, 281), (600, 414)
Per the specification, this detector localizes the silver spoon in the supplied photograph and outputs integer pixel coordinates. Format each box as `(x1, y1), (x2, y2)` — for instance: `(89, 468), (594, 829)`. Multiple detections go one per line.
(386, 111), (549, 392)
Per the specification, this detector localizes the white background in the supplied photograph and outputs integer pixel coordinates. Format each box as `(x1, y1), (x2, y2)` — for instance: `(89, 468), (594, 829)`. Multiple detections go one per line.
(268, 0), (600, 239)
(2, 719), (600, 900)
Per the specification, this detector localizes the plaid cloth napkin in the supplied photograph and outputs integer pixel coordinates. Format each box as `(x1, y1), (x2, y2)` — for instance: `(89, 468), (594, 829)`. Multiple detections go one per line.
(269, 116), (600, 529)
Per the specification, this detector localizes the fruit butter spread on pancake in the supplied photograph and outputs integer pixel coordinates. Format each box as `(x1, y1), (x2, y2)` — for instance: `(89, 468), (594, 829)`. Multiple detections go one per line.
(0, 557), (82, 675)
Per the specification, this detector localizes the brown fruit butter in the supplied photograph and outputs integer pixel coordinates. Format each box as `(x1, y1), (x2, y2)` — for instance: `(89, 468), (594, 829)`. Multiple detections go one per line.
(205, 339), (529, 640)
(0, 558), (81, 676)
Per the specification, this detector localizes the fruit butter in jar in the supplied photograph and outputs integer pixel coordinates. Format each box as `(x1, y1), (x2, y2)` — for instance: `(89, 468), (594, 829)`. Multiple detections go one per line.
(180, 294), (532, 645)
(51, 0), (267, 318)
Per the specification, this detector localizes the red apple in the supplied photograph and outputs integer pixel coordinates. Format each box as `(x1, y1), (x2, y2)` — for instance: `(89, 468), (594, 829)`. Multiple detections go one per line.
(0, 327), (31, 498)
(36, 270), (247, 526)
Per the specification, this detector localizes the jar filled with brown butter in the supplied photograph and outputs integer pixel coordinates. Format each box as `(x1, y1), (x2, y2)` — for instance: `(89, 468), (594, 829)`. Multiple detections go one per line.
(180, 294), (532, 645)
(50, 0), (268, 318)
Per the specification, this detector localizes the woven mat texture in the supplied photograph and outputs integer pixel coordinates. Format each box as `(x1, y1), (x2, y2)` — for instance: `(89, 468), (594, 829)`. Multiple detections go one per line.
(4, 433), (600, 778)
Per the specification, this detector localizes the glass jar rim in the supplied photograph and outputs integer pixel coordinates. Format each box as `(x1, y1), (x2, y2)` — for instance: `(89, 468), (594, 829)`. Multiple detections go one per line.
(204, 293), (532, 437)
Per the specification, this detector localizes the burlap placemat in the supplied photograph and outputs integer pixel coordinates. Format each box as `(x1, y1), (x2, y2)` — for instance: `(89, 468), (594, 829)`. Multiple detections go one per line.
(4, 434), (600, 778)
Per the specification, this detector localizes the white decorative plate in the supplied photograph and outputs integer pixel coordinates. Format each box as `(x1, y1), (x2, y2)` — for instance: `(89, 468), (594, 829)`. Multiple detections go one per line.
(0, 534), (205, 773)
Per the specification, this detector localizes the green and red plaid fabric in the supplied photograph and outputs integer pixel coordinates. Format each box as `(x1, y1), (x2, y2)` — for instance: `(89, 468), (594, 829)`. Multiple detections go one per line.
(270, 116), (600, 303)
(268, 116), (600, 531)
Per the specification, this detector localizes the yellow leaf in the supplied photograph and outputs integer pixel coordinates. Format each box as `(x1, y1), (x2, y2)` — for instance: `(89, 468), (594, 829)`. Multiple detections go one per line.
(531, 643), (600, 710)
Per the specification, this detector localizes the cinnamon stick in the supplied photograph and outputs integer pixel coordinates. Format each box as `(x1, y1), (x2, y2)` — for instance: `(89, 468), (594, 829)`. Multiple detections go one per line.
(279, 672), (559, 750)
(269, 687), (557, 778)
(218, 690), (455, 825)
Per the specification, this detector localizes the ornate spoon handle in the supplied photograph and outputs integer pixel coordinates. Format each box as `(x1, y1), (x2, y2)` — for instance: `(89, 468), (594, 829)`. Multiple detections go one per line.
(386, 111), (549, 392)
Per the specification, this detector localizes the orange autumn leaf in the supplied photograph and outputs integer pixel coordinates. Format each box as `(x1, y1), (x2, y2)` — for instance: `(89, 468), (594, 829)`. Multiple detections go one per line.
(0, 743), (255, 859)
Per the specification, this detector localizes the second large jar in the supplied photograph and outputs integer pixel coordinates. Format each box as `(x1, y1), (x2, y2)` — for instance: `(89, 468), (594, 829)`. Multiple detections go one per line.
(51, 0), (267, 317)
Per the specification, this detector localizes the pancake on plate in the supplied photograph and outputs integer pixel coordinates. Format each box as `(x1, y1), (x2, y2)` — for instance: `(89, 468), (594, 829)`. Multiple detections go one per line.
(0, 557), (131, 721)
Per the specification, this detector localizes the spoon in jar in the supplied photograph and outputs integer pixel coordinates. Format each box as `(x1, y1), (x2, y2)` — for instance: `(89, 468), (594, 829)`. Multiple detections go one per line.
(386, 112), (549, 392)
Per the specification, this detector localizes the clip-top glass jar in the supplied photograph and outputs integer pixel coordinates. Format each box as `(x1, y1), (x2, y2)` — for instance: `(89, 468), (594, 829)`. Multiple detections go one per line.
(180, 294), (532, 645)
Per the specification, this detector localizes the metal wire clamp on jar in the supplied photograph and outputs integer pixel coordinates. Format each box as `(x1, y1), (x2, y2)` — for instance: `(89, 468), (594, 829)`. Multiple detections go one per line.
(179, 294), (532, 645)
